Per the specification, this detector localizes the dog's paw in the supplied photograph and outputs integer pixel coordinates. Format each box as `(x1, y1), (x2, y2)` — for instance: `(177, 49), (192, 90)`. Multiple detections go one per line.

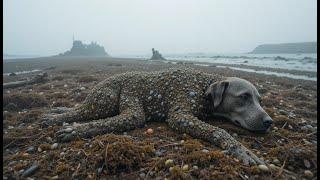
(231, 145), (265, 166)
(55, 126), (79, 142)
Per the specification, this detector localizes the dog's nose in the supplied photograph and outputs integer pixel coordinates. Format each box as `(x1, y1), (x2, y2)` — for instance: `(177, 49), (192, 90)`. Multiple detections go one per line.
(262, 117), (273, 128)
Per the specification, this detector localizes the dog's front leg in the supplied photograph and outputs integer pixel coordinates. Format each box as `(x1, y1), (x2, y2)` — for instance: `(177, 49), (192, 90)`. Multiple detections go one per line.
(167, 109), (265, 165)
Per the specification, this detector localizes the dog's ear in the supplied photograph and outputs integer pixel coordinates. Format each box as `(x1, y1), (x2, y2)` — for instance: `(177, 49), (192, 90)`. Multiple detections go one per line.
(205, 80), (229, 108)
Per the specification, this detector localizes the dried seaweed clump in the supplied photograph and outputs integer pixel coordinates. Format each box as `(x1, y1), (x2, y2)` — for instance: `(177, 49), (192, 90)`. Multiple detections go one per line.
(3, 93), (48, 111)
(88, 134), (155, 174)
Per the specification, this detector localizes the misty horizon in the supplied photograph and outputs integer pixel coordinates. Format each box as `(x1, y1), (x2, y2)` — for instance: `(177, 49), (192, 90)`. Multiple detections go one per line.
(4, 0), (317, 57)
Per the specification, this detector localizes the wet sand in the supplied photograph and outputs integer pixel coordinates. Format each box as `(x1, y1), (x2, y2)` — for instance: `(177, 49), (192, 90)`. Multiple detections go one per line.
(3, 57), (317, 179)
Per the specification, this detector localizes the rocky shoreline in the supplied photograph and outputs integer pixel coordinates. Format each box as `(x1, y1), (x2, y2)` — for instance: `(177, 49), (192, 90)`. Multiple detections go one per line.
(3, 57), (317, 179)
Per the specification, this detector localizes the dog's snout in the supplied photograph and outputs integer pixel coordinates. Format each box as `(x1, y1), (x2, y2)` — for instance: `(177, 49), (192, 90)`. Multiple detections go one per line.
(262, 117), (273, 128)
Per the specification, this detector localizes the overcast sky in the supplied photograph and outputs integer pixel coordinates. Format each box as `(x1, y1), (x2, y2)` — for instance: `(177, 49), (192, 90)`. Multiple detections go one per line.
(3, 0), (317, 56)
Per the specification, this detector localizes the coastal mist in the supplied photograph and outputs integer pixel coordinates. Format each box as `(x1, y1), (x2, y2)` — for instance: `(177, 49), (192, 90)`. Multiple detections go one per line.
(3, 0), (317, 179)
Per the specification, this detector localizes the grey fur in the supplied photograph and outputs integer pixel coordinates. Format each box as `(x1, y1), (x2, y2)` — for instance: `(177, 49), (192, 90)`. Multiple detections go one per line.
(42, 68), (272, 165)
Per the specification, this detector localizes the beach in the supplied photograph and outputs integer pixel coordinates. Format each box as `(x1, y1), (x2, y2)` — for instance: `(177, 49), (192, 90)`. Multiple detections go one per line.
(3, 57), (317, 179)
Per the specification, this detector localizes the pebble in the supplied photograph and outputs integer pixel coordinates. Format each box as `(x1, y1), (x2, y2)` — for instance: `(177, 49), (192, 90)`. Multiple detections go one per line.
(146, 128), (154, 135)
(304, 159), (311, 168)
(193, 165), (199, 170)
(64, 84), (68, 88)
(149, 171), (155, 177)
(51, 175), (59, 179)
(64, 128), (73, 133)
(80, 87), (86, 90)
(37, 147), (42, 152)
(46, 137), (53, 142)
(139, 172), (146, 178)
(51, 143), (59, 150)
(21, 164), (39, 178)
(258, 164), (269, 172)
(201, 149), (209, 153)
(301, 125), (314, 131)
(269, 164), (278, 170)
(165, 159), (174, 167)
(182, 165), (189, 171)
(273, 159), (280, 165)
(26, 146), (35, 153)
(304, 170), (313, 178)
(189, 91), (197, 97)
(279, 109), (289, 115)
(19, 169), (25, 174)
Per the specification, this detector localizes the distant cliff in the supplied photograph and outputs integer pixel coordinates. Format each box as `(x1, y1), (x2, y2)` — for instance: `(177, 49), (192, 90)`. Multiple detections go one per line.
(250, 42), (317, 54)
(60, 40), (109, 57)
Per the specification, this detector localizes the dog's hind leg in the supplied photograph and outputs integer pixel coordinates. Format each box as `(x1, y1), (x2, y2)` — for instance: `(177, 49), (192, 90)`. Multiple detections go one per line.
(41, 86), (120, 127)
(55, 95), (145, 142)
(167, 107), (265, 166)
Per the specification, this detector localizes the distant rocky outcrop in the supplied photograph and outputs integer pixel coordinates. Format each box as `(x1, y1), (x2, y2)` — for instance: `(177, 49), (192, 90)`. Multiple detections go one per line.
(150, 48), (166, 60)
(60, 40), (109, 57)
(250, 42), (317, 54)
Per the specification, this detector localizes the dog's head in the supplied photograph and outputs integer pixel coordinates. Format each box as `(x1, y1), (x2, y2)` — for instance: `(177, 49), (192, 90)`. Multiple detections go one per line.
(205, 77), (273, 132)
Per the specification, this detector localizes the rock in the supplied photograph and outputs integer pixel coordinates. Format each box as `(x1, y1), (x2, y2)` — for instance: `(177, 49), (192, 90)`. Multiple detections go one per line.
(21, 164), (39, 178)
(9, 72), (17, 76)
(63, 84), (68, 88)
(273, 159), (280, 165)
(165, 159), (174, 167)
(150, 48), (166, 60)
(26, 146), (35, 153)
(19, 169), (25, 174)
(201, 149), (209, 153)
(51, 175), (59, 179)
(80, 87), (86, 90)
(301, 125), (314, 131)
(182, 165), (189, 171)
(64, 128), (73, 133)
(46, 137), (53, 143)
(189, 91), (197, 98)
(139, 172), (146, 178)
(243, 60), (248, 63)
(269, 164), (278, 170)
(258, 164), (269, 172)
(193, 165), (199, 170)
(304, 170), (313, 178)
(51, 143), (59, 150)
(146, 128), (154, 135)
(279, 110), (289, 115)
(38, 147), (42, 152)
(304, 159), (311, 168)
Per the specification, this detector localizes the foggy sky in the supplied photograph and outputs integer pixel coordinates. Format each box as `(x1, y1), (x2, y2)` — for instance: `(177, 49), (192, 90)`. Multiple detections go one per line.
(3, 0), (317, 56)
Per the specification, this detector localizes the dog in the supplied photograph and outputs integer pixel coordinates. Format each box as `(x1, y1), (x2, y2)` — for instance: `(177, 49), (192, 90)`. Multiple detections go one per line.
(42, 68), (272, 165)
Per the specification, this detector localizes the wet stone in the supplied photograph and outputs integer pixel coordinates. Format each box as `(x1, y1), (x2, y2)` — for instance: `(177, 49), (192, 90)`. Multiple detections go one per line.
(26, 146), (35, 153)
(258, 165), (269, 172)
(21, 164), (39, 178)
(301, 125), (314, 131)
(304, 170), (313, 178)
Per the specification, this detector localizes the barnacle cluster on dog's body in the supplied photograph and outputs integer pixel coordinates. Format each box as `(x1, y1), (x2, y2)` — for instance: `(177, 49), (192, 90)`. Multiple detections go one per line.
(49, 68), (264, 165)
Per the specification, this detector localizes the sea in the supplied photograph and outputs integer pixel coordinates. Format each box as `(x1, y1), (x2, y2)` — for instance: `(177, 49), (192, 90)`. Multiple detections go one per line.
(132, 53), (317, 81)
(3, 53), (317, 81)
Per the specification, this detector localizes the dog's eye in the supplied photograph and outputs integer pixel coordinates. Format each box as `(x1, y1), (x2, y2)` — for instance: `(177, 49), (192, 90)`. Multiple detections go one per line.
(239, 93), (250, 100)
